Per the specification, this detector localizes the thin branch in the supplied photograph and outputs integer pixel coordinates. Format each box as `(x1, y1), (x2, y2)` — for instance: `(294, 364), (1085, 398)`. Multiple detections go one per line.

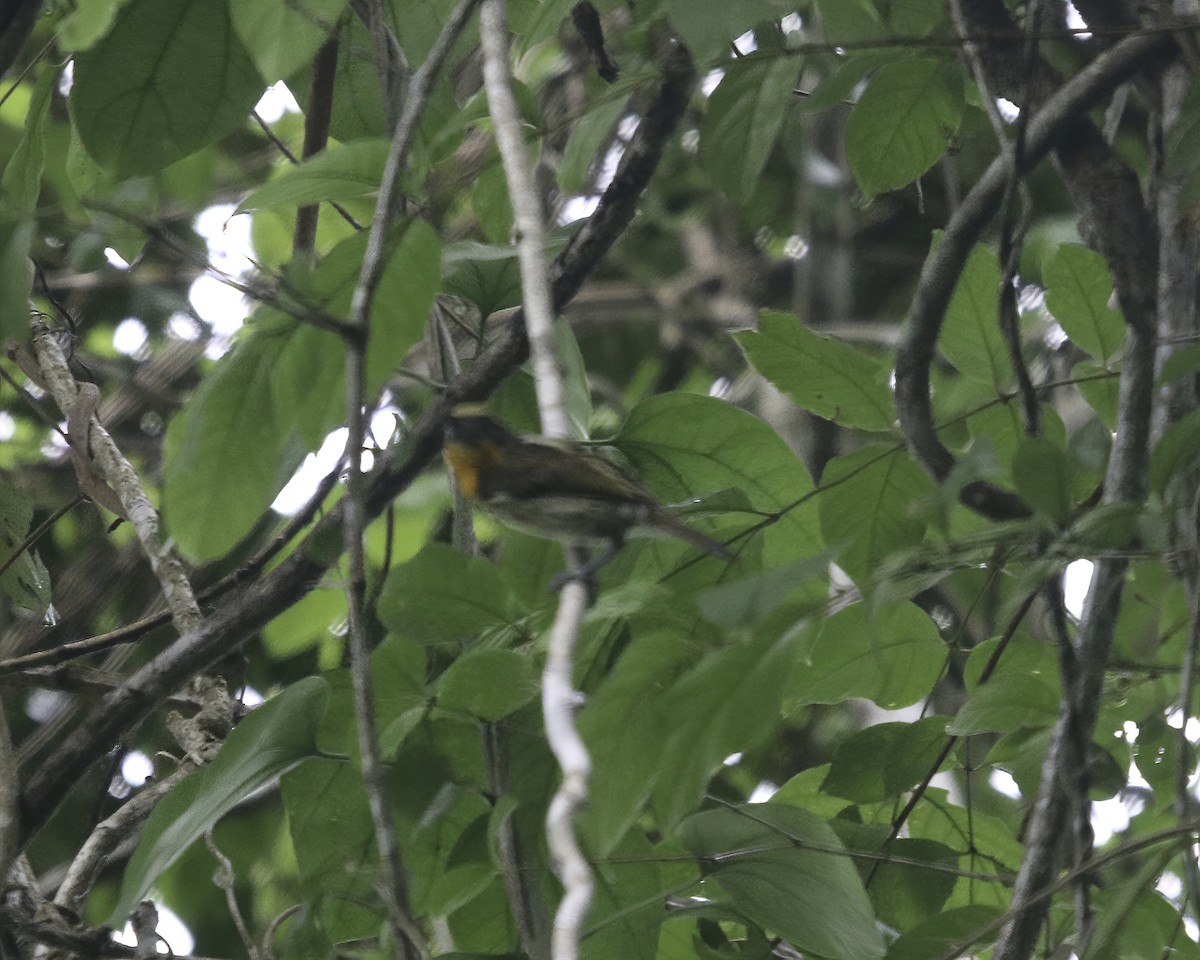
(30, 319), (203, 636)
(0, 494), (82, 582)
(479, 3), (601, 956)
(19, 33), (695, 843)
(54, 764), (194, 915)
(1045, 578), (1094, 947)
(205, 830), (262, 960)
(481, 0), (566, 439)
(894, 29), (1171, 520)
(484, 724), (550, 960)
(341, 1), (483, 954)
(952, 0), (1043, 437)
(294, 37), (341, 257)
(866, 586), (1041, 886)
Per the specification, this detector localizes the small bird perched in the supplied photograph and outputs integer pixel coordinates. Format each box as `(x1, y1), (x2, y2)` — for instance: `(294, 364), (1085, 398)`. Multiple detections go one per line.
(442, 406), (731, 573)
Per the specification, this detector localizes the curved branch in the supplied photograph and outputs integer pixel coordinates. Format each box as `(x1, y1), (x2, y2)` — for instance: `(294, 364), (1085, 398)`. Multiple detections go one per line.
(895, 30), (1171, 519)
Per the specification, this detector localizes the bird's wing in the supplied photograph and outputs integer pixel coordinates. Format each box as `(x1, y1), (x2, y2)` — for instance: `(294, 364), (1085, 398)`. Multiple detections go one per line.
(486, 440), (657, 504)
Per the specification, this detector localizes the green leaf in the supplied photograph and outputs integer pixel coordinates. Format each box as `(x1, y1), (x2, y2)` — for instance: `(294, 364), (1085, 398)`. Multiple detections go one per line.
(869, 838), (959, 932)
(373, 635), (430, 757)
(1075, 358), (1120, 431)
(1043, 244), (1125, 363)
(654, 631), (794, 827)
(583, 829), (664, 960)
(1012, 435), (1074, 523)
(678, 804), (885, 960)
(661, 0), (777, 62)
(56, 0), (125, 51)
(237, 140), (389, 212)
(1149, 408), (1200, 494)
(816, 0), (884, 43)
(799, 54), (890, 113)
(946, 673), (1059, 735)
(0, 481), (50, 614)
(407, 790), (493, 915)
(282, 758), (373, 884)
(267, 320), (345, 448)
(700, 57), (798, 202)
(614, 392), (822, 568)
(0, 216), (33, 342)
(1, 67), (52, 217)
(846, 59), (963, 198)
(696, 555), (833, 628)
(163, 324), (309, 561)
(880, 0), (944, 35)
(791, 602), (944, 709)
(107, 677), (328, 925)
(437, 648), (536, 720)
(232, 0), (347, 82)
(0, 68), (51, 339)
(819, 444), (934, 584)
(71, 0), (265, 176)
(735, 310), (895, 431)
(886, 905), (1002, 960)
(442, 241), (522, 316)
(821, 717), (949, 802)
(293, 220), (442, 395)
(378, 543), (514, 644)
(579, 627), (697, 854)
(1156, 342), (1200, 387)
(939, 243), (1012, 389)
(1068, 501), (1140, 552)
(560, 91), (630, 195)
(313, 15), (387, 140)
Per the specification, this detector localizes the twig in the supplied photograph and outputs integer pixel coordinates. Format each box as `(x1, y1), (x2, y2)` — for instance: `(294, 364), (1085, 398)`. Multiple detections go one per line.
(205, 830), (262, 960)
(261, 904), (301, 960)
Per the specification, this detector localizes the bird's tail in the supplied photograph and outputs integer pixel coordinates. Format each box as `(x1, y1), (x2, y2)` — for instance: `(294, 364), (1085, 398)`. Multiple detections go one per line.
(655, 512), (732, 560)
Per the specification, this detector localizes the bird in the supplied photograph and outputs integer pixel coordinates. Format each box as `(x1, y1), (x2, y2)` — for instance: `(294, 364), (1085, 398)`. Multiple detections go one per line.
(442, 405), (731, 576)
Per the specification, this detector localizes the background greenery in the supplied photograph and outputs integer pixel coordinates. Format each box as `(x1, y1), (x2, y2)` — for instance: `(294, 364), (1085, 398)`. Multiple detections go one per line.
(0, 1), (1195, 959)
